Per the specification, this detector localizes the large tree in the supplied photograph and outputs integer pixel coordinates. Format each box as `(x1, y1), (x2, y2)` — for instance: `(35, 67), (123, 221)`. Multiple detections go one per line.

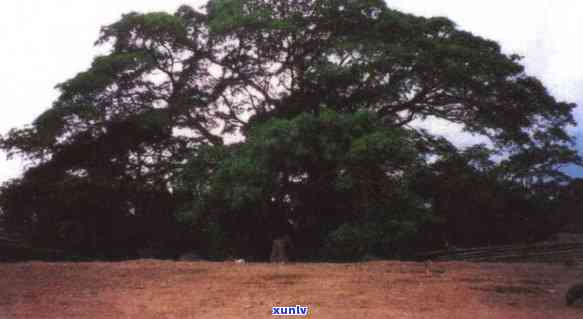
(1, 0), (580, 258)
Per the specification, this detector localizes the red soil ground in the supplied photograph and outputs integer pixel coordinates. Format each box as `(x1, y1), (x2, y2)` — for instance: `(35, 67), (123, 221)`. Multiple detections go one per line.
(1, 260), (582, 318)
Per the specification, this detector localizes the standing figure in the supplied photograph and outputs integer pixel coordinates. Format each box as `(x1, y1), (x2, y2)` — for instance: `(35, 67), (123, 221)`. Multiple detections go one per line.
(270, 234), (293, 263)
(425, 259), (433, 276)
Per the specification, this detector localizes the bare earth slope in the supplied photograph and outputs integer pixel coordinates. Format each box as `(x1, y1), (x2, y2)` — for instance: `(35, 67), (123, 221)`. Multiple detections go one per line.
(1, 260), (582, 318)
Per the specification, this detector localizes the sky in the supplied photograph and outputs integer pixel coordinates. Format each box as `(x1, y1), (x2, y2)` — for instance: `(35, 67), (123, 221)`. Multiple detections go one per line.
(0, 0), (582, 183)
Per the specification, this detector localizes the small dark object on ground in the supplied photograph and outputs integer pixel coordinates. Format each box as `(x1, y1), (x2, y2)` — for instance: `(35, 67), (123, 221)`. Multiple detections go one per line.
(137, 247), (163, 259)
(177, 252), (205, 261)
(566, 283), (583, 306)
(362, 253), (382, 262)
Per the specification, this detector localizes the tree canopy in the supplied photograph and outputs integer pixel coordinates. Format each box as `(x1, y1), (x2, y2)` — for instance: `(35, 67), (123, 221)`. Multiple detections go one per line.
(1, 0), (580, 260)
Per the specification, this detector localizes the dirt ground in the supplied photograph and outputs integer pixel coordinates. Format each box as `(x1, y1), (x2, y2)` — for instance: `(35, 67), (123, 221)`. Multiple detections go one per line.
(1, 260), (582, 319)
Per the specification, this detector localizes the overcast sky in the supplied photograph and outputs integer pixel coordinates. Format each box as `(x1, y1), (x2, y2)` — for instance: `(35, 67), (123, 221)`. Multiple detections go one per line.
(1, 0), (582, 183)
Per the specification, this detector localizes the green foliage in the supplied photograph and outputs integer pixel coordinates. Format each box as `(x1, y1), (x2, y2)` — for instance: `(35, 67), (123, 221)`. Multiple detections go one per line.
(197, 110), (418, 206)
(1, 1), (580, 260)
(207, 0), (274, 33)
(324, 223), (371, 260)
(324, 188), (431, 260)
(178, 110), (430, 258)
(97, 12), (188, 49)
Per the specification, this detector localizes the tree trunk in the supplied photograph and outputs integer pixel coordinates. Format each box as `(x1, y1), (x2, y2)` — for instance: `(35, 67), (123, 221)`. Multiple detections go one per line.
(270, 235), (292, 263)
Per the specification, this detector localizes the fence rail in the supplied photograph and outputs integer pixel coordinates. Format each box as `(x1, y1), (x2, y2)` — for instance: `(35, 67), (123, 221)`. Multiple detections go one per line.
(417, 240), (583, 264)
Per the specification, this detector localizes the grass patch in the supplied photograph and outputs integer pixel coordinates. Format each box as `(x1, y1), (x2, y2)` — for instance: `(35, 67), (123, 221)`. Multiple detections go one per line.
(259, 273), (305, 285)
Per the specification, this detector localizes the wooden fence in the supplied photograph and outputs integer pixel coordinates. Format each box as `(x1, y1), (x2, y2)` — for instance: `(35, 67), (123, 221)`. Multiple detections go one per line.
(417, 240), (583, 264)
